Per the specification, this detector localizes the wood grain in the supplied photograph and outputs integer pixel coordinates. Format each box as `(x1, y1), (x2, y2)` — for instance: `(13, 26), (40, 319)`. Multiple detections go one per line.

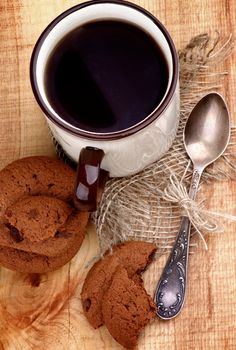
(0, 1), (236, 349)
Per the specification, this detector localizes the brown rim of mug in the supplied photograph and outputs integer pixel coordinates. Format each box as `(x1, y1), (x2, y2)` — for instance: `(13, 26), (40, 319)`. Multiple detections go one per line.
(30, 0), (179, 141)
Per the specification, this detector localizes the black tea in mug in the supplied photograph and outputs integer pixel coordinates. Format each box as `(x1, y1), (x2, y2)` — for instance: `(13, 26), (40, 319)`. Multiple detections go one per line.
(44, 20), (169, 133)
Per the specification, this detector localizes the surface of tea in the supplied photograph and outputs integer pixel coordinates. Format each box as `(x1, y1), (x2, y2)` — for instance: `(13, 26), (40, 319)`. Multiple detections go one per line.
(45, 20), (169, 133)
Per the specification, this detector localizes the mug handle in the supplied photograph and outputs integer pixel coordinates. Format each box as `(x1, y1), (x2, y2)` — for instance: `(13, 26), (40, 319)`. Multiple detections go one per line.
(73, 146), (108, 212)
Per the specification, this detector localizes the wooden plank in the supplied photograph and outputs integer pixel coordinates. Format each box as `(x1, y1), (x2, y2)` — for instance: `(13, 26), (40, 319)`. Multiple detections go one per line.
(0, 0), (235, 349)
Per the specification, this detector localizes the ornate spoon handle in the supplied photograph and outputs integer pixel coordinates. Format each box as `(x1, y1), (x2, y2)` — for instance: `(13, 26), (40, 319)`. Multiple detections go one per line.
(154, 168), (202, 319)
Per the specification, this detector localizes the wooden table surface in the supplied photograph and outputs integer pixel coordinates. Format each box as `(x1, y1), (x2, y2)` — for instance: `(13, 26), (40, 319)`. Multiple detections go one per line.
(0, 1), (236, 349)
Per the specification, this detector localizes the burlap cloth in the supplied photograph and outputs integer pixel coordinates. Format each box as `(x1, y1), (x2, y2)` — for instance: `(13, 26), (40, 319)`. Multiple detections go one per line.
(91, 33), (236, 256)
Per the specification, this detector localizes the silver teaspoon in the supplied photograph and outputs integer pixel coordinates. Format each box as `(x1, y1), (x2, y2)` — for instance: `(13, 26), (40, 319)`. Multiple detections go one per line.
(154, 93), (230, 320)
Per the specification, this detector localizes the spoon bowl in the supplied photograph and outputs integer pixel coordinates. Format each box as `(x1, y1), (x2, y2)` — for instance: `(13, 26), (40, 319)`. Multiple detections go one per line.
(184, 93), (230, 169)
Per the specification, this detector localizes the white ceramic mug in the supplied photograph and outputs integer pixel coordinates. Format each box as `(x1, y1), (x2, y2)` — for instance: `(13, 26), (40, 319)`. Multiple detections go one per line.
(30, 0), (179, 210)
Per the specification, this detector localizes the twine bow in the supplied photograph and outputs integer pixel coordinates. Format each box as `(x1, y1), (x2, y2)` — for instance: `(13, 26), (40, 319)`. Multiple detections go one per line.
(162, 170), (236, 250)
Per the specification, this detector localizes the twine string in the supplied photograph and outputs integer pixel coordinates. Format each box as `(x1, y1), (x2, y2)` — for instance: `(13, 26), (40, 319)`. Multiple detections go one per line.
(162, 171), (236, 250)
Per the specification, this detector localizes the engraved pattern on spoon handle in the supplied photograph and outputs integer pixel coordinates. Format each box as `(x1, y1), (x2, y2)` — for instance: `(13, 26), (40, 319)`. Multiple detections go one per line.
(189, 169), (201, 200)
(155, 168), (202, 319)
(154, 216), (190, 319)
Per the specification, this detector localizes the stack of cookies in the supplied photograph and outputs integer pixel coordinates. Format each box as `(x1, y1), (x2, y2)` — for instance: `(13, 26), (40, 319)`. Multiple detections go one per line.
(81, 241), (157, 349)
(0, 156), (89, 273)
